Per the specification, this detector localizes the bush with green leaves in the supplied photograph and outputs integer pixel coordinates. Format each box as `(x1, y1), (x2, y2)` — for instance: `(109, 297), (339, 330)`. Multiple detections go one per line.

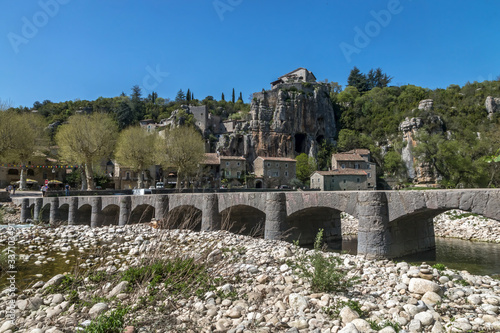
(83, 307), (129, 333)
(292, 229), (357, 293)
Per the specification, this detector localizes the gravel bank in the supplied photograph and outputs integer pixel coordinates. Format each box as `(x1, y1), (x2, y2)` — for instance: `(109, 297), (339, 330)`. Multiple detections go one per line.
(1, 223), (500, 332)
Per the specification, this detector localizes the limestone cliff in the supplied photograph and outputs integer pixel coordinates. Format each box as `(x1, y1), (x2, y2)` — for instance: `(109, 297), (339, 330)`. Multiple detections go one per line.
(217, 83), (337, 165)
(485, 96), (500, 120)
(400, 104), (444, 184)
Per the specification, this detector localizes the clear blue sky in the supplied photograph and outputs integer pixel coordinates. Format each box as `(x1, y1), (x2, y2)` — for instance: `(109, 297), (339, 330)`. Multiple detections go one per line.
(1, 0), (499, 108)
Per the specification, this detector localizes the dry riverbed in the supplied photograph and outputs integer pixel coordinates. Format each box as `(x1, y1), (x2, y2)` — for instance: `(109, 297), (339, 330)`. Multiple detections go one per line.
(0, 204), (500, 332)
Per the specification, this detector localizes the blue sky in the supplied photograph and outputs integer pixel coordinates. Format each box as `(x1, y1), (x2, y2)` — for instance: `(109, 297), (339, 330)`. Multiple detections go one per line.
(1, 0), (499, 108)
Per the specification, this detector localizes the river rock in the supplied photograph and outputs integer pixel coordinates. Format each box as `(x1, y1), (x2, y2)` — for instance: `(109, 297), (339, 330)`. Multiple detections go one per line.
(339, 323), (359, 333)
(109, 281), (129, 298)
(41, 274), (65, 290)
(421, 291), (441, 305)
(408, 278), (440, 294)
(340, 306), (360, 324)
(89, 303), (108, 319)
(288, 293), (308, 312)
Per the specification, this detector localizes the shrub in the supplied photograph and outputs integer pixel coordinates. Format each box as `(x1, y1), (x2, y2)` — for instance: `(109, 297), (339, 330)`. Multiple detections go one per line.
(84, 307), (129, 333)
(292, 229), (357, 293)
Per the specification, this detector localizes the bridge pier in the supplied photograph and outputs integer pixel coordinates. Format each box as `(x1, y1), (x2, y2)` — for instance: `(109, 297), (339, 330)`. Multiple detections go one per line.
(119, 196), (131, 226)
(33, 198), (43, 222)
(265, 192), (287, 240)
(201, 194), (221, 231)
(20, 198), (30, 223)
(68, 197), (78, 225)
(91, 197), (102, 228)
(49, 197), (59, 225)
(154, 195), (169, 221)
(357, 192), (390, 259)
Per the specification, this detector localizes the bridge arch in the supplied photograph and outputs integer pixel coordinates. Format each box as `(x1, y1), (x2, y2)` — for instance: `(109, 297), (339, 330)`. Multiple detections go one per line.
(220, 205), (265, 238)
(58, 203), (70, 223)
(129, 204), (155, 224)
(76, 204), (92, 225)
(101, 204), (120, 226)
(286, 207), (342, 246)
(164, 205), (202, 230)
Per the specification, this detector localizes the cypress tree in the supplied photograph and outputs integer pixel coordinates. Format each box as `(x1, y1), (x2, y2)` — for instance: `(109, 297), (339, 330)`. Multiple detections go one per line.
(232, 88), (235, 103)
(186, 88), (191, 102)
(221, 93), (225, 101)
(238, 92), (243, 102)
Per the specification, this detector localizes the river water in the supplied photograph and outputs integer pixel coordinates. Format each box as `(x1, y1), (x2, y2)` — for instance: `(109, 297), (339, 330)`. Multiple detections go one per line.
(338, 236), (500, 276)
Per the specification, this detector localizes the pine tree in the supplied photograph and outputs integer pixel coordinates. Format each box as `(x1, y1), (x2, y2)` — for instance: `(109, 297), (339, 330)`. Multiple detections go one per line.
(175, 89), (186, 103)
(347, 67), (368, 92)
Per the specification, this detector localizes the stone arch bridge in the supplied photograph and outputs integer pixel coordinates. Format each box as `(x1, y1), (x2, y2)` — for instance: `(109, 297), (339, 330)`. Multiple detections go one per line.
(15, 190), (500, 259)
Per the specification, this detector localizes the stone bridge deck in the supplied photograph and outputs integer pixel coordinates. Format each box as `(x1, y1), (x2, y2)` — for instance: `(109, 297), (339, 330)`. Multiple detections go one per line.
(14, 189), (500, 259)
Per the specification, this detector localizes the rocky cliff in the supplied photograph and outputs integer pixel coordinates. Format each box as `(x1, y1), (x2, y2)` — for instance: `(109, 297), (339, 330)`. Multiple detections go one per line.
(217, 83), (337, 165)
(400, 103), (444, 183)
(485, 96), (500, 120)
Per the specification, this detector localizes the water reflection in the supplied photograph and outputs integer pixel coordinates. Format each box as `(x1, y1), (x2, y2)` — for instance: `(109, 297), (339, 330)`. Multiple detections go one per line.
(334, 236), (500, 276)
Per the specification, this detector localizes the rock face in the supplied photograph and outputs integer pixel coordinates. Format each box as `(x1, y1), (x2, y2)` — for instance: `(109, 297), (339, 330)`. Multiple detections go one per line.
(400, 107), (444, 183)
(217, 83), (337, 166)
(418, 99), (434, 111)
(485, 96), (500, 120)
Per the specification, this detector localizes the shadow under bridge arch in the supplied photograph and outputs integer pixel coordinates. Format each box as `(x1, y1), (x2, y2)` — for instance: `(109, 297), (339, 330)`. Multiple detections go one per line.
(163, 205), (202, 231)
(101, 204), (120, 226)
(286, 207), (342, 248)
(220, 205), (266, 238)
(129, 204), (155, 224)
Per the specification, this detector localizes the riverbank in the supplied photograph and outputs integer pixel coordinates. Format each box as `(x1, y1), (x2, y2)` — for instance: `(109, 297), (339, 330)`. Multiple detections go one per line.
(1, 224), (500, 332)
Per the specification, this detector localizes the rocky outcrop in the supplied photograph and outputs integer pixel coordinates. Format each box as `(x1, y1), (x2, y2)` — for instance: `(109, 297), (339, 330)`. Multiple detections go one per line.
(418, 99), (434, 111)
(217, 83), (337, 165)
(400, 109), (444, 183)
(485, 96), (500, 120)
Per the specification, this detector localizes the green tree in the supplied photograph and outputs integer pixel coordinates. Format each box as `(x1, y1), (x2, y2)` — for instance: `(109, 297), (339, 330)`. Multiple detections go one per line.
(367, 68), (392, 89)
(317, 139), (335, 171)
(238, 92), (243, 102)
(116, 100), (135, 129)
(232, 88), (235, 103)
(115, 127), (159, 189)
(347, 66), (368, 92)
(158, 126), (205, 189)
(221, 92), (225, 101)
(383, 151), (407, 179)
(1, 113), (48, 189)
(130, 85), (144, 121)
(186, 88), (191, 102)
(56, 113), (118, 190)
(296, 153), (317, 183)
(175, 89), (186, 103)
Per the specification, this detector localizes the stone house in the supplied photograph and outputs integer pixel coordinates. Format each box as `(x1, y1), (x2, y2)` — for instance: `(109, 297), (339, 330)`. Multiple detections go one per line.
(310, 169), (369, 191)
(331, 149), (376, 189)
(199, 153), (247, 188)
(271, 68), (317, 88)
(220, 156), (246, 182)
(253, 157), (296, 189)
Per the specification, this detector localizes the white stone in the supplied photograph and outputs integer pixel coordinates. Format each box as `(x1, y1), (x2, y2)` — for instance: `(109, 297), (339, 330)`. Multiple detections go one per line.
(408, 278), (440, 294)
(109, 281), (129, 298)
(340, 306), (360, 324)
(421, 291), (441, 306)
(289, 293), (308, 312)
(89, 303), (108, 319)
(351, 318), (372, 332)
(414, 311), (434, 326)
(338, 323), (359, 333)
(0, 321), (15, 333)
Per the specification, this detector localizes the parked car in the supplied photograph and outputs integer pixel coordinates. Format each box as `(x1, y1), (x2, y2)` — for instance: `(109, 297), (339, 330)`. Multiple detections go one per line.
(132, 189), (152, 195)
(155, 182), (165, 189)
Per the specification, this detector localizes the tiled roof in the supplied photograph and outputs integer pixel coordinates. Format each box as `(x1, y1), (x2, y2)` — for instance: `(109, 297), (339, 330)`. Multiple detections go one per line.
(256, 156), (296, 162)
(333, 153), (366, 162)
(201, 153), (220, 165)
(314, 169), (368, 176)
(347, 149), (370, 155)
(220, 156), (246, 161)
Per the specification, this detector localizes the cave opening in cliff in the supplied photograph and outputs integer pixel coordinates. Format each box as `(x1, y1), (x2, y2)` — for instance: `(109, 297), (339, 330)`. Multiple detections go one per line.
(316, 135), (325, 144)
(295, 133), (307, 154)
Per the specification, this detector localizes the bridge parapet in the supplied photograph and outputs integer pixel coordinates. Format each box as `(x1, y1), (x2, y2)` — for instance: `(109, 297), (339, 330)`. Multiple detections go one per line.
(13, 189), (500, 259)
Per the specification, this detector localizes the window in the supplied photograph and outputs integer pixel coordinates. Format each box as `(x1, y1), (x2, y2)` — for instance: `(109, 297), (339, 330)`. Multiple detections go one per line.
(226, 170), (231, 177)
(226, 162), (230, 167)
(285, 163), (288, 168)
(367, 172), (371, 178)
(284, 171), (288, 177)
(312, 179), (314, 183)
(276, 163), (279, 167)
(357, 178), (360, 183)
(368, 183), (371, 187)
(236, 171), (241, 178)
(343, 179), (346, 183)
(272, 171), (279, 177)
(125, 172), (131, 180)
(341, 164), (345, 169)
(237, 162), (240, 166)
(355, 163), (359, 169)
(267, 163), (271, 167)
